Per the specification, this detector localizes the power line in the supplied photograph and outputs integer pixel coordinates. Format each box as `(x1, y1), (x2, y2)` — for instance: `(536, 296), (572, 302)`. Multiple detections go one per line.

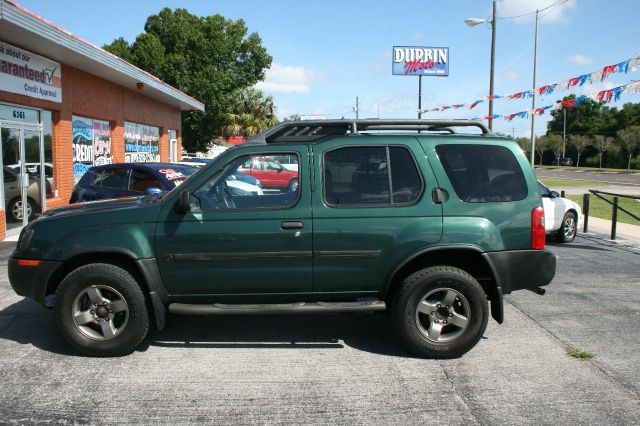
(496, 0), (569, 20)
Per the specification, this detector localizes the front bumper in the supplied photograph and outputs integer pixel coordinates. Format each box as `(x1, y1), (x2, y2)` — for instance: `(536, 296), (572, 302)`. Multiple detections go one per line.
(8, 257), (62, 305)
(483, 249), (556, 295)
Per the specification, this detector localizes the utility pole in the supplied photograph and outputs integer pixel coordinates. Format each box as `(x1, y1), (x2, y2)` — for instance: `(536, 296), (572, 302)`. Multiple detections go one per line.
(562, 108), (567, 157)
(418, 76), (423, 119)
(488, 0), (497, 131)
(355, 96), (359, 119)
(529, 9), (539, 166)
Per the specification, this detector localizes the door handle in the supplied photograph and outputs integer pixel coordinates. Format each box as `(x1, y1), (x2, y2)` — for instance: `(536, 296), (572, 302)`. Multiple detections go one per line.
(432, 188), (444, 204)
(281, 221), (303, 230)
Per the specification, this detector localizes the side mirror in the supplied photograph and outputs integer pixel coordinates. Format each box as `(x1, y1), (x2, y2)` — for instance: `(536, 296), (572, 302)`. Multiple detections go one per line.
(175, 190), (191, 214)
(144, 187), (163, 195)
(550, 191), (560, 198)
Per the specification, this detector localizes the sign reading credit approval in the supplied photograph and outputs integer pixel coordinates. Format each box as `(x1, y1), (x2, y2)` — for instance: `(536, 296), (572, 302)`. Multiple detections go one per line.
(392, 46), (449, 77)
(0, 41), (62, 102)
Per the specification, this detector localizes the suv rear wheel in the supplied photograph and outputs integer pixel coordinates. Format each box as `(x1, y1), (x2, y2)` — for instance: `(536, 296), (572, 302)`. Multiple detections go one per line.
(54, 263), (149, 357)
(391, 266), (489, 358)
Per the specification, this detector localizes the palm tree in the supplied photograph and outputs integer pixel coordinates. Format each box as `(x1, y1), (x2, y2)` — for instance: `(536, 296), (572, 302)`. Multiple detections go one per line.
(222, 88), (279, 138)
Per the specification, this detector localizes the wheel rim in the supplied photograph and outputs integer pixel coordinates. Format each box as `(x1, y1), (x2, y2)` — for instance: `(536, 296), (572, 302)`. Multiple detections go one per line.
(415, 287), (471, 343)
(72, 285), (129, 341)
(563, 215), (576, 239)
(290, 180), (299, 192)
(12, 200), (31, 220)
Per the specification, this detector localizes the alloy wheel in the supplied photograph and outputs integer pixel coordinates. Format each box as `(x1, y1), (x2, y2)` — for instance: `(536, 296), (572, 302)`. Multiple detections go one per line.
(415, 287), (471, 343)
(72, 285), (129, 341)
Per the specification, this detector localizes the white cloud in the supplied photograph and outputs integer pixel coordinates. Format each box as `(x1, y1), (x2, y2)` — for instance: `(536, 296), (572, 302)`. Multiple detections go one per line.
(255, 63), (326, 94)
(566, 54), (594, 66)
(500, 69), (521, 81)
(497, 0), (577, 24)
(411, 31), (425, 41)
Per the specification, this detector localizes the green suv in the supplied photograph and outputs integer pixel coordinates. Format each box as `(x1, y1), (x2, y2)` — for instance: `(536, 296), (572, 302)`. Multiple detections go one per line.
(9, 120), (555, 358)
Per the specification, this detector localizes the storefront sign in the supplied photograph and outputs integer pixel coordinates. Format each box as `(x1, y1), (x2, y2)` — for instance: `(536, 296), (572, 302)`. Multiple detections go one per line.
(125, 122), (160, 163)
(0, 41), (62, 102)
(93, 120), (112, 166)
(72, 115), (112, 181)
(392, 46), (449, 76)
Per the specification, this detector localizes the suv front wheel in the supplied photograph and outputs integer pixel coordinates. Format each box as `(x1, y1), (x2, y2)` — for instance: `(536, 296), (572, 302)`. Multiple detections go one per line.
(391, 266), (489, 359)
(54, 263), (149, 357)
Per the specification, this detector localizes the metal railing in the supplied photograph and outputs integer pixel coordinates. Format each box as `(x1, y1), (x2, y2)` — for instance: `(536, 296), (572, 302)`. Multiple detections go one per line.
(582, 190), (640, 240)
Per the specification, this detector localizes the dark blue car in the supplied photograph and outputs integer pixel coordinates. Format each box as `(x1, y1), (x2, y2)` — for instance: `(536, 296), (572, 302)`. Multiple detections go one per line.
(70, 163), (197, 203)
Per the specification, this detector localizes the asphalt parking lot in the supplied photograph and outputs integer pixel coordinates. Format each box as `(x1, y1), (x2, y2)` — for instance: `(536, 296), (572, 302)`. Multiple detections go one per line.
(1, 237), (639, 424)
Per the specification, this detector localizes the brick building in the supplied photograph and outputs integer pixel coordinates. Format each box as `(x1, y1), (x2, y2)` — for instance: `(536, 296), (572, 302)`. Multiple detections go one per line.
(0, 0), (204, 240)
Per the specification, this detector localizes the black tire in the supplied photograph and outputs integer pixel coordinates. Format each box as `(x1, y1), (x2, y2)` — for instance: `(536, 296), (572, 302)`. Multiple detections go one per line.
(391, 266), (489, 359)
(7, 197), (37, 222)
(557, 211), (577, 243)
(288, 178), (299, 193)
(54, 263), (149, 357)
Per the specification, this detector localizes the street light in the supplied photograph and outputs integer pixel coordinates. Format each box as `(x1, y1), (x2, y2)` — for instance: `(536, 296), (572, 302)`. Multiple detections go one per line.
(465, 1), (497, 132)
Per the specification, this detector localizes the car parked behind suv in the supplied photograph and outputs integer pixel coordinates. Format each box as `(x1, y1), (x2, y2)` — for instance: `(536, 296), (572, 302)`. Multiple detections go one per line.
(9, 119), (555, 358)
(70, 163), (197, 203)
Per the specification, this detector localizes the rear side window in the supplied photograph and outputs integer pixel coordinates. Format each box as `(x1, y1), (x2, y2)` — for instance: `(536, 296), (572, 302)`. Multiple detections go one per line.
(324, 146), (423, 206)
(90, 168), (128, 189)
(436, 145), (527, 202)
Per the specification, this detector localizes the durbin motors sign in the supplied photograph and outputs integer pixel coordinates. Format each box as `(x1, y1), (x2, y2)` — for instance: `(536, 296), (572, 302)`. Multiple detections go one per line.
(392, 46), (449, 76)
(0, 41), (62, 102)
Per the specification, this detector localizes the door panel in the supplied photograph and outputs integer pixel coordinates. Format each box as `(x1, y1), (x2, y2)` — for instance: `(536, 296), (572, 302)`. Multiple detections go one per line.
(312, 139), (443, 294)
(155, 146), (312, 299)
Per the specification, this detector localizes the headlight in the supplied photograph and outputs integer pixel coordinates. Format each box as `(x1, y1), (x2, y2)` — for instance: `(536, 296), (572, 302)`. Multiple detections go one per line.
(17, 226), (34, 251)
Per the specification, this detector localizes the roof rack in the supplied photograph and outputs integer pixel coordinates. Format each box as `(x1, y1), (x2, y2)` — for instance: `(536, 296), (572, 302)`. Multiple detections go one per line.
(246, 119), (491, 144)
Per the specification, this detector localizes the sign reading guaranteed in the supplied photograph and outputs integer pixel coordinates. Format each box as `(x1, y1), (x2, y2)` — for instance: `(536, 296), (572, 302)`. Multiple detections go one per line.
(0, 41), (62, 102)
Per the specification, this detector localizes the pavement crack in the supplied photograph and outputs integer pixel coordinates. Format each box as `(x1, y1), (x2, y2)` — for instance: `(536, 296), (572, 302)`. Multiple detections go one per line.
(440, 363), (483, 426)
(505, 298), (640, 399)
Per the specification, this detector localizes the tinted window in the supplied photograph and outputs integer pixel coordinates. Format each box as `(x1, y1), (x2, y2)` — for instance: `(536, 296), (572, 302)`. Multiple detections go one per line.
(538, 182), (550, 197)
(389, 147), (422, 204)
(129, 169), (165, 192)
(91, 168), (128, 189)
(324, 147), (390, 206)
(436, 145), (527, 202)
(191, 153), (300, 210)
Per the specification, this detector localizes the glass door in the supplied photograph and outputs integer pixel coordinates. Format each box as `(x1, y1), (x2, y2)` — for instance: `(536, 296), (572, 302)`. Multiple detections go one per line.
(0, 121), (45, 236)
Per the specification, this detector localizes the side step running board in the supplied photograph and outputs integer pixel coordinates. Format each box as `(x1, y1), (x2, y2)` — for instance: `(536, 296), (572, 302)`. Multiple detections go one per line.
(168, 299), (386, 315)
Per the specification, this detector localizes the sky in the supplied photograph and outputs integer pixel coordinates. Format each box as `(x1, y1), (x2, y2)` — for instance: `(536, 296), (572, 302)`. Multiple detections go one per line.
(14, 0), (640, 137)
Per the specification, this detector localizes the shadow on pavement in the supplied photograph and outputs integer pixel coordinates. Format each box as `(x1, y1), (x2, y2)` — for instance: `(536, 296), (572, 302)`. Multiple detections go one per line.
(546, 241), (612, 251)
(143, 312), (409, 357)
(0, 299), (410, 358)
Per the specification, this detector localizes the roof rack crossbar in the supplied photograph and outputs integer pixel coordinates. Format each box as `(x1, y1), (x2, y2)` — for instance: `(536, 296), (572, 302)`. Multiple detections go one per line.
(247, 119), (491, 144)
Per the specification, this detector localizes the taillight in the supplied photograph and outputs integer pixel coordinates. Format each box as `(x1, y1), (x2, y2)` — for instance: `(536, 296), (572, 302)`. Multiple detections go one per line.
(531, 206), (545, 249)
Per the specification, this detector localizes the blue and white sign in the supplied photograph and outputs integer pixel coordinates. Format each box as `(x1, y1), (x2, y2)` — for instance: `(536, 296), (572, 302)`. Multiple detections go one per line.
(392, 46), (449, 76)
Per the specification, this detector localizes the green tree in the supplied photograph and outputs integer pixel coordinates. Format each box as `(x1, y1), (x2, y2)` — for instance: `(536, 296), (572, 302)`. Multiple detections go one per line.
(221, 88), (278, 138)
(515, 137), (530, 159)
(534, 136), (548, 166)
(104, 8), (272, 152)
(617, 126), (640, 170)
(593, 135), (614, 169)
(545, 134), (564, 165)
(568, 134), (590, 168)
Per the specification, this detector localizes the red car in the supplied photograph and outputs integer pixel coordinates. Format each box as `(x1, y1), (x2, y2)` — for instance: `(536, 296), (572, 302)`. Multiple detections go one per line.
(239, 156), (299, 192)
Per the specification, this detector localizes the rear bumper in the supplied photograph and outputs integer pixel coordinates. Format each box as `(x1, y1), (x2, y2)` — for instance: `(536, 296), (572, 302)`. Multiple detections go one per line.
(8, 257), (62, 305)
(483, 249), (556, 295)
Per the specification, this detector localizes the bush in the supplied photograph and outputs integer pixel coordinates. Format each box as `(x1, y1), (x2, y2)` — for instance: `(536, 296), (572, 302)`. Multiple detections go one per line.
(631, 156), (640, 170)
(585, 156), (599, 167)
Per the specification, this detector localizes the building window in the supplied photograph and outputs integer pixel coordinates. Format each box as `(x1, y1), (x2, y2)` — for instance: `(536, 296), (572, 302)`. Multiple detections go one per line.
(72, 115), (113, 182)
(125, 122), (160, 163)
